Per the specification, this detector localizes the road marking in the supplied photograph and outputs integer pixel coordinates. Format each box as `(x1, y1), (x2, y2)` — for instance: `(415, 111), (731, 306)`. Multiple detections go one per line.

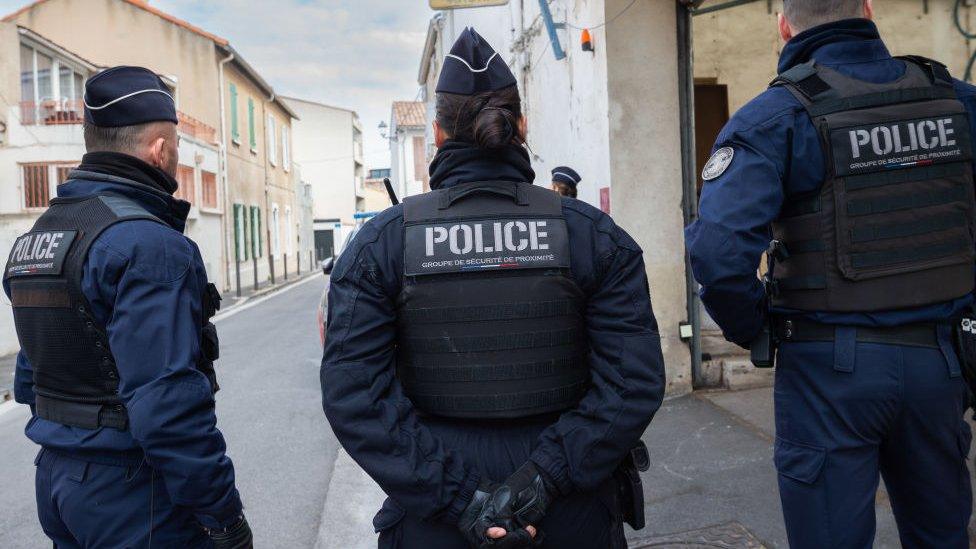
(314, 449), (387, 549)
(214, 274), (322, 324)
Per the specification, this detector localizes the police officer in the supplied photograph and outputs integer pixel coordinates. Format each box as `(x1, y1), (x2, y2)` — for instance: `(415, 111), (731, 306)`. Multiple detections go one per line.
(550, 166), (581, 198)
(322, 28), (665, 549)
(686, 2), (974, 547)
(5, 67), (251, 548)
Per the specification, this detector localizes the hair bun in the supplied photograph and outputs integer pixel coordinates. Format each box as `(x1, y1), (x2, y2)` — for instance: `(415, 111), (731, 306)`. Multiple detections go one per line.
(474, 105), (516, 150)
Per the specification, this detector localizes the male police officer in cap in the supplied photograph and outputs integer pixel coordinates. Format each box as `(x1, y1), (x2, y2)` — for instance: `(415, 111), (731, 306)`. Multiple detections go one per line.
(550, 166), (581, 198)
(5, 66), (251, 547)
(687, 1), (975, 547)
(323, 28), (664, 549)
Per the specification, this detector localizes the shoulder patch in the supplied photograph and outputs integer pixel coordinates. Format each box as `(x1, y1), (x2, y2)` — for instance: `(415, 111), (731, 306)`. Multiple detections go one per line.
(702, 147), (735, 181)
(5, 230), (77, 278)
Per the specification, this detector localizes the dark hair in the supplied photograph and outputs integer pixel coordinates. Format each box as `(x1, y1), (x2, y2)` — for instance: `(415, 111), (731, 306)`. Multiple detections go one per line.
(83, 121), (156, 154)
(783, 0), (864, 31)
(436, 85), (524, 150)
(553, 181), (577, 199)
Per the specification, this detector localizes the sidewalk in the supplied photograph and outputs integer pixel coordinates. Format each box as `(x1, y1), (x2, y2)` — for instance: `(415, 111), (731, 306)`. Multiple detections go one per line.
(318, 386), (949, 548)
(0, 352), (14, 403)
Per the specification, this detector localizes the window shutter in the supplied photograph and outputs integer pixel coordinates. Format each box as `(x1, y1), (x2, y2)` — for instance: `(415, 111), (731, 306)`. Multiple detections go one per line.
(248, 98), (256, 149)
(255, 207), (263, 257)
(230, 83), (239, 141)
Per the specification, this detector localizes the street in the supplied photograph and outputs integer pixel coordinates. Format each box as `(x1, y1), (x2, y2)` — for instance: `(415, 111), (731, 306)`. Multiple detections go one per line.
(0, 275), (339, 548)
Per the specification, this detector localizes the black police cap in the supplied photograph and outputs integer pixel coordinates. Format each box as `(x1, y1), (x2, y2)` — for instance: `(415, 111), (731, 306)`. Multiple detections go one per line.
(552, 166), (581, 187)
(84, 66), (178, 128)
(436, 28), (517, 96)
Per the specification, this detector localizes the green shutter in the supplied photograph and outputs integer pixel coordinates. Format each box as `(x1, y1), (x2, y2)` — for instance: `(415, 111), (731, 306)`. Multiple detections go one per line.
(247, 98), (256, 149)
(251, 206), (263, 257)
(230, 83), (239, 141)
(233, 204), (241, 261)
(242, 205), (250, 260)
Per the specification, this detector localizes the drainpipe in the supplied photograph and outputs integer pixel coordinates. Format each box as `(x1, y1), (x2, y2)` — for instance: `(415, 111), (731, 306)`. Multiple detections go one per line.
(677, 1), (703, 387)
(218, 51), (235, 293)
(263, 93), (275, 269)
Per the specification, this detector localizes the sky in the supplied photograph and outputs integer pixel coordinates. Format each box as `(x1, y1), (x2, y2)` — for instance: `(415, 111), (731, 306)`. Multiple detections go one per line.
(0, 0), (436, 170)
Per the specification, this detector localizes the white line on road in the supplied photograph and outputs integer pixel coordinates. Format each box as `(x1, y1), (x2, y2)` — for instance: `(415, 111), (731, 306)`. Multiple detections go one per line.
(213, 274), (322, 324)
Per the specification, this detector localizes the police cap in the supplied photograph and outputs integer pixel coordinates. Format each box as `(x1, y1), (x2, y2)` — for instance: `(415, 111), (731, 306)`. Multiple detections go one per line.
(436, 28), (517, 96)
(551, 166), (581, 187)
(84, 66), (177, 128)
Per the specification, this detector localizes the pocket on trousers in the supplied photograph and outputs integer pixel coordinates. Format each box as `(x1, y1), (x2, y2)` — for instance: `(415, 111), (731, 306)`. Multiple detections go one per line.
(774, 438), (827, 485)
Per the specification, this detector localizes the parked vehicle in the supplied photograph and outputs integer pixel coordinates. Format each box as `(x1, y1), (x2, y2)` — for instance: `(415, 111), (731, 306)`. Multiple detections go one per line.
(317, 226), (360, 345)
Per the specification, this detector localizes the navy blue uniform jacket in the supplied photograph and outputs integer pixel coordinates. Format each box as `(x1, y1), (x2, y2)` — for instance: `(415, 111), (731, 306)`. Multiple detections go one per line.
(685, 19), (976, 346)
(321, 178), (666, 524)
(7, 173), (242, 529)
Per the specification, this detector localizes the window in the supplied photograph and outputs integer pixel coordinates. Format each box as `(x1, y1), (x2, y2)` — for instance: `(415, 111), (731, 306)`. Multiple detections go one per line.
(248, 97), (256, 151)
(229, 83), (239, 143)
(285, 206), (293, 255)
(56, 165), (76, 185)
(413, 136), (426, 182)
(282, 127), (290, 172)
(271, 204), (280, 258)
(22, 164), (51, 209)
(201, 171), (218, 209)
(250, 206), (262, 258)
(175, 165), (195, 204)
(19, 43), (86, 125)
(234, 204), (248, 261)
(266, 114), (277, 166)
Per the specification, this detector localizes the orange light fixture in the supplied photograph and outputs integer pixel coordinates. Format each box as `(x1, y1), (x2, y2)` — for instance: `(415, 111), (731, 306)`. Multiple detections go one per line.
(581, 29), (594, 52)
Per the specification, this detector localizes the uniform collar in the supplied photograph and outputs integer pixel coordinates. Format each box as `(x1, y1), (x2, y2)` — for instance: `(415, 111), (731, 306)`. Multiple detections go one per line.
(778, 18), (889, 74)
(57, 175), (189, 233)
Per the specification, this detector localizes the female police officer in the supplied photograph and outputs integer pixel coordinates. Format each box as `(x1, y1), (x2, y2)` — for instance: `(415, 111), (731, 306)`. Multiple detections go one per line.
(322, 28), (665, 549)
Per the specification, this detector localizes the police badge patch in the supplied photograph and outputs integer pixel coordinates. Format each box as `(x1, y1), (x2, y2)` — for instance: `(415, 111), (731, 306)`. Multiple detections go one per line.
(702, 147), (734, 181)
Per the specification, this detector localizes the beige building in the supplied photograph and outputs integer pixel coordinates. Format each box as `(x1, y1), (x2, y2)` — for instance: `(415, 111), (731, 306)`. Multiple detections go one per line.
(4, 0), (301, 293)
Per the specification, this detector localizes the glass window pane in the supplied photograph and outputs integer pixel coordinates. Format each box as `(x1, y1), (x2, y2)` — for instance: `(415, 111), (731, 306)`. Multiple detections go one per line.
(73, 72), (84, 100)
(36, 52), (52, 101)
(59, 64), (71, 102)
(20, 45), (34, 104)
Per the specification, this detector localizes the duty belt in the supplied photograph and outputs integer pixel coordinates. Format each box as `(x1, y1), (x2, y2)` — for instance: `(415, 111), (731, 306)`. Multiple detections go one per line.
(774, 318), (939, 349)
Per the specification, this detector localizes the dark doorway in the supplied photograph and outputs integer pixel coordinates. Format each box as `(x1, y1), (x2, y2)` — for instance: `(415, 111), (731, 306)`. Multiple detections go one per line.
(314, 229), (335, 262)
(694, 80), (730, 195)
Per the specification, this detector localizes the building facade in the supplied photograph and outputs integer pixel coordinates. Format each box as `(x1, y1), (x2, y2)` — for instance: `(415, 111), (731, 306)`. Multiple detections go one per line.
(282, 97), (364, 261)
(389, 101), (428, 199)
(4, 0), (301, 296)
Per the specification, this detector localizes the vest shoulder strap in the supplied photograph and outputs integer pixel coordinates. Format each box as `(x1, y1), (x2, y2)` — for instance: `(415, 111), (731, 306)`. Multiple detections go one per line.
(403, 181), (562, 223)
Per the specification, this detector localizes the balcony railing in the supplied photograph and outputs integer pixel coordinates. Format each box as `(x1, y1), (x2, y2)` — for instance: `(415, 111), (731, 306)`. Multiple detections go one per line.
(177, 111), (217, 144)
(20, 100), (84, 126)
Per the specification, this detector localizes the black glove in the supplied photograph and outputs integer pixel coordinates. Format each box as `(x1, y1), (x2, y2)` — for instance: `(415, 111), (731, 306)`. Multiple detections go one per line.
(208, 516), (253, 549)
(457, 463), (553, 548)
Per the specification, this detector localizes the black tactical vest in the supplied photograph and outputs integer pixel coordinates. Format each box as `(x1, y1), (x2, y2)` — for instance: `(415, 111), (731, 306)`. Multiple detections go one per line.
(397, 181), (589, 419)
(769, 56), (976, 312)
(4, 193), (221, 431)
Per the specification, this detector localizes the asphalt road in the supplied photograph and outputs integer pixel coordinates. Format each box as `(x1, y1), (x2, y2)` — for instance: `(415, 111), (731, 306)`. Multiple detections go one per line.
(0, 275), (338, 548)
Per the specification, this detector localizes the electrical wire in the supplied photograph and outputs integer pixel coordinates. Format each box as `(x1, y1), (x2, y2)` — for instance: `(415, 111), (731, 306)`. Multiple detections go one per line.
(561, 0), (639, 30)
(953, 0), (976, 81)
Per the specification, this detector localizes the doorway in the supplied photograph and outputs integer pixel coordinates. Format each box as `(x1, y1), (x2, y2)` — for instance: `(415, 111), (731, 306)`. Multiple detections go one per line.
(694, 79), (730, 196)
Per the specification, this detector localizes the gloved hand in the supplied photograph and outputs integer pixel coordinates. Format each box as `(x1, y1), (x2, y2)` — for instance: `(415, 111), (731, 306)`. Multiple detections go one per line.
(208, 516), (253, 549)
(457, 462), (553, 548)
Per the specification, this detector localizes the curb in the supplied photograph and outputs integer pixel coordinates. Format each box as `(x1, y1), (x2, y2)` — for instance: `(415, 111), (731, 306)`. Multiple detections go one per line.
(220, 272), (321, 315)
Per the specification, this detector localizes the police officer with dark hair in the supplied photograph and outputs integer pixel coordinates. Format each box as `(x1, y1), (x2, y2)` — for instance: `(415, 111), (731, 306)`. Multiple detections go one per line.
(550, 166), (581, 198)
(5, 66), (251, 547)
(687, 1), (975, 547)
(322, 28), (665, 549)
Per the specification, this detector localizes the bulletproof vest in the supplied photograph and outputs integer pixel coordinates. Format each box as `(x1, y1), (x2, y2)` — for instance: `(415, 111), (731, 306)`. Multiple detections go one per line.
(4, 193), (222, 431)
(397, 181), (590, 419)
(769, 56), (976, 312)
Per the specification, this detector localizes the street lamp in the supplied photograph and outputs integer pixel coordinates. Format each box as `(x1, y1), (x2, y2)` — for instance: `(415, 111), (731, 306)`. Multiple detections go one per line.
(378, 120), (393, 142)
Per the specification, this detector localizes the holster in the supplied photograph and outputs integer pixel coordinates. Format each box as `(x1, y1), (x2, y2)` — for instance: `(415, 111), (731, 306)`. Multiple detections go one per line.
(613, 441), (650, 530)
(953, 312), (976, 410)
